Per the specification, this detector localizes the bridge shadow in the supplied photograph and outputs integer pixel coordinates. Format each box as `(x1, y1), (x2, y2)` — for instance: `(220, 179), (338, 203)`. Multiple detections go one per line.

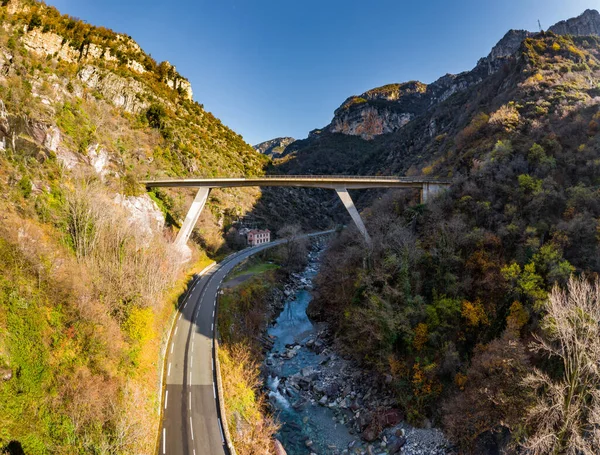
(248, 185), (420, 235)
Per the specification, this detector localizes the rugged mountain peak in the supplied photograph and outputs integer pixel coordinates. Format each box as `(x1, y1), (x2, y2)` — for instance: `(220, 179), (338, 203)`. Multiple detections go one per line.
(474, 29), (533, 77)
(254, 137), (296, 157)
(549, 9), (600, 36)
(316, 10), (600, 142)
(487, 29), (533, 62)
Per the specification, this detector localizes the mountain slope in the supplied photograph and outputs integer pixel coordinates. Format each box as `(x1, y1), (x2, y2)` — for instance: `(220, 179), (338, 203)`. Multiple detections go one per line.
(274, 9), (600, 176)
(299, 11), (600, 453)
(0, 0), (268, 453)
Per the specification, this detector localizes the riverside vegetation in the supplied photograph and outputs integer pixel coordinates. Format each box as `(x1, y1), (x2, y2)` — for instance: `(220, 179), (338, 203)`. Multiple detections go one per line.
(0, 0), (269, 453)
(216, 230), (309, 455)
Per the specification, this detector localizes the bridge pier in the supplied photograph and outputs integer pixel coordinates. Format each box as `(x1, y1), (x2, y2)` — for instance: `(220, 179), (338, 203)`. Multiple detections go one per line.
(175, 187), (211, 246)
(420, 182), (445, 204)
(335, 188), (372, 245)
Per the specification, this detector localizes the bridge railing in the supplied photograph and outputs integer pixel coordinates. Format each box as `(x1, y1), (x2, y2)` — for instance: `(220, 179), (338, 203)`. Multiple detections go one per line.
(242, 175), (452, 183)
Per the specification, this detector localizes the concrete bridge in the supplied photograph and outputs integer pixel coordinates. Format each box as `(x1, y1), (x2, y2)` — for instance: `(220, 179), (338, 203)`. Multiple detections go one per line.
(142, 175), (451, 246)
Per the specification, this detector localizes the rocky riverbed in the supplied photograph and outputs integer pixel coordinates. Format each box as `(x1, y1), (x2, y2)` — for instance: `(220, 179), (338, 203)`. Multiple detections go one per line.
(262, 243), (451, 455)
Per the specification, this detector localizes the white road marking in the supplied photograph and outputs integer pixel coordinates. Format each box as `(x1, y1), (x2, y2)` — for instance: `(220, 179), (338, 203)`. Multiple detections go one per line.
(170, 342), (174, 354)
(212, 310), (215, 318)
(167, 363), (171, 377)
(164, 390), (168, 409)
(190, 356), (193, 368)
(183, 300), (188, 309)
(163, 428), (166, 454)
(213, 383), (216, 399)
(189, 391), (191, 410)
(189, 371), (193, 383)
(174, 327), (178, 336)
(218, 418), (225, 443)
(178, 313), (182, 321)
(211, 323), (213, 332)
(191, 342), (194, 353)
(190, 416), (194, 440)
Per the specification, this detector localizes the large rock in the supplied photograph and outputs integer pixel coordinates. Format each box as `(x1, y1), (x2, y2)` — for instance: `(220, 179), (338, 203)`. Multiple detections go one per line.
(274, 439), (287, 455)
(387, 435), (406, 454)
(78, 65), (150, 114)
(22, 29), (79, 62)
(87, 144), (110, 177)
(113, 193), (165, 237)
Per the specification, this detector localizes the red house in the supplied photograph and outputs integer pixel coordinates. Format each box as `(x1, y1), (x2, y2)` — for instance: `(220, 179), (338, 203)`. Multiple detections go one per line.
(247, 229), (271, 246)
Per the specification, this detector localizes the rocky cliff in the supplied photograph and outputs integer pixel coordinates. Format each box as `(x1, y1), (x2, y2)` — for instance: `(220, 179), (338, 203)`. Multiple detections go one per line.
(9, 0), (193, 106)
(549, 8), (600, 36)
(304, 9), (600, 142)
(254, 136), (296, 156)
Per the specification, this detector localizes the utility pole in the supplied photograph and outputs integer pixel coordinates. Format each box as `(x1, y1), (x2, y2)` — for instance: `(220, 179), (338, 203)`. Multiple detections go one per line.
(538, 19), (543, 32)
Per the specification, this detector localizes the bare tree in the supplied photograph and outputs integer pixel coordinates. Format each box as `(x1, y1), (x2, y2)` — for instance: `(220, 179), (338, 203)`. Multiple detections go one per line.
(65, 180), (101, 260)
(523, 276), (600, 454)
(277, 224), (308, 268)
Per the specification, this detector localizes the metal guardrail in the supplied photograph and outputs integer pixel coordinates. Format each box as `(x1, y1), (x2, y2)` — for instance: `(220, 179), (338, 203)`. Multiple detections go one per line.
(245, 175), (451, 182)
(142, 175), (453, 184)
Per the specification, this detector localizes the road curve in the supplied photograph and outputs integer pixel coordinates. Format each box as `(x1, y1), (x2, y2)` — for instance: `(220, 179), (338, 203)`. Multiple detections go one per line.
(159, 231), (333, 455)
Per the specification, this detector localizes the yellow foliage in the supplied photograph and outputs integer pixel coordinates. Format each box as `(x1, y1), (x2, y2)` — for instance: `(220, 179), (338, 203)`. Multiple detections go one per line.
(413, 323), (429, 351)
(525, 72), (544, 85)
(388, 355), (408, 378)
(506, 301), (529, 332)
(461, 300), (489, 327)
(422, 165), (434, 176)
(552, 42), (561, 52)
(455, 373), (468, 391)
(489, 104), (521, 131)
(124, 306), (155, 344)
(412, 362), (441, 398)
(219, 343), (279, 455)
(567, 45), (585, 59)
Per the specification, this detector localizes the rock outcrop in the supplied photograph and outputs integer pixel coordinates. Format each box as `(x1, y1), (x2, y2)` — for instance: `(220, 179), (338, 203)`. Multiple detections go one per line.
(254, 137), (296, 156)
(549, 9), (600, 36)
(6, 0), (193, 101)
(77, 65), (150, 114)
(113, 193), (165, 238)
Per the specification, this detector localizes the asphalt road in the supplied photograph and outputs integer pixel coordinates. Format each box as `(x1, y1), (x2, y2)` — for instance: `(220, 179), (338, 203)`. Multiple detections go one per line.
(159, 232), (333, 455)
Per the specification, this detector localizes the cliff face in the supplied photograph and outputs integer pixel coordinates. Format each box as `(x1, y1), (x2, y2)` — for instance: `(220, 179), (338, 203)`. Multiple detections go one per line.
(8, 0), (193, 104)
(549, 8), (600, 36)
(254, 136), (296, 156)
(312, 9), (600, 142)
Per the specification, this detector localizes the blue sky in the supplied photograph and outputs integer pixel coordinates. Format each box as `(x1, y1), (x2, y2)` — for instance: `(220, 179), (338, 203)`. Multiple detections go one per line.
(47, 0), (599, 145)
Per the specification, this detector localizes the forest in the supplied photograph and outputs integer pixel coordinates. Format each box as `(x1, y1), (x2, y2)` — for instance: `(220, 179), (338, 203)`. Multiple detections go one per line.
(307, 32), (600, 453)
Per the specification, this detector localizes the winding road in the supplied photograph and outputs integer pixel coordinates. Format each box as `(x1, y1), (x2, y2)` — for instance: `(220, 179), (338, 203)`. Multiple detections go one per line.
(159, 232), (333, 455)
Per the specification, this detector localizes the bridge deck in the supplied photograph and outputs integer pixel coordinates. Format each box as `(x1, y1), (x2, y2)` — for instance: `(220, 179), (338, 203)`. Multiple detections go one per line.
(142, 176), (452, 190)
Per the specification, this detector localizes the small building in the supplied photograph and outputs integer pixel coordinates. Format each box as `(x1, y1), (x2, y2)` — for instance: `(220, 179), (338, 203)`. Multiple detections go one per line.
(246, 229), (271, 246)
